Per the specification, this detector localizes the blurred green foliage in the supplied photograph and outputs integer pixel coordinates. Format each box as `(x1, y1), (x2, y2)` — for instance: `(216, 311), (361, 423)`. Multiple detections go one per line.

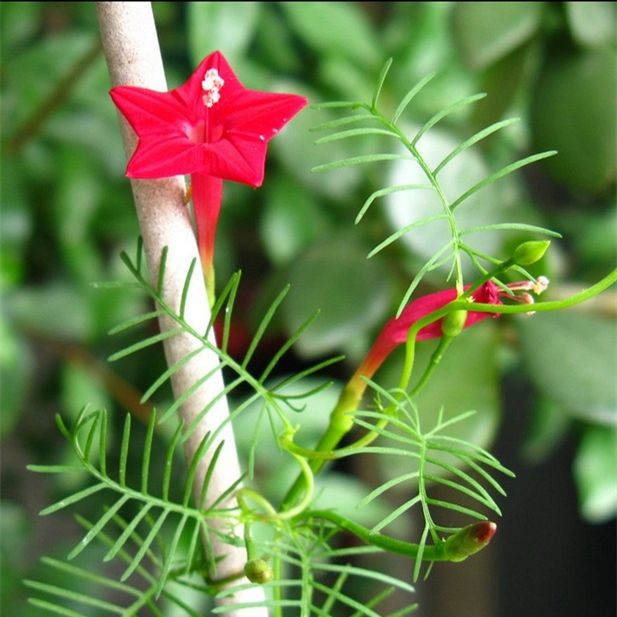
(1, 2), (615, 615)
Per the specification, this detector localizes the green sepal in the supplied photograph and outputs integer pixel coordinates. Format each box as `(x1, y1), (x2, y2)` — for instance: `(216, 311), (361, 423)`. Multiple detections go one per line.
(441, 309), (468, 338)
(513, 240), (551, 266)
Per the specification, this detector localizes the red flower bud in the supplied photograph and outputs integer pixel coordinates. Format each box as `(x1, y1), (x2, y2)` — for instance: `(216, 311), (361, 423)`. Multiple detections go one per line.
(352, 277), (549, 388)
(354, 282), (499, 383)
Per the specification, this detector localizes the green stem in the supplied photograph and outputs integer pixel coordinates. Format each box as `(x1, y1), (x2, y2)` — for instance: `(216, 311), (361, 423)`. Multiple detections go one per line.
(409, 336), (453, 397)
(281, 383), (361, 509)
(278, 453), (314, 520)
(337, 413), (390, 451)
(300, 510), (495, 563)
(244, 523), (256, 562)
(306, 509), (439, 559)
(398, 329), (418, 392)
(309, 387), (358, 469)
(237, 488), (278, 520)
(417, 442), (439, 545)
(462, 268), (617, 314)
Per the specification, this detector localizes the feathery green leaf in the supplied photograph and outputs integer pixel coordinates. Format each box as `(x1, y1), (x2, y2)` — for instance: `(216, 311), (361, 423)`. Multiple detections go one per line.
(392, 72), (437, 124)
(312, 153), (410, 173)
(433, 117), (519, 175)
(372, 58), (393, 109)
(450, 151), (557, 211)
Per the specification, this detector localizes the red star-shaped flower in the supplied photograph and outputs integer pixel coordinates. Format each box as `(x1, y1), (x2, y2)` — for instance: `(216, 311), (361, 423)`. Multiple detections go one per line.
(110, 51), (307, 296)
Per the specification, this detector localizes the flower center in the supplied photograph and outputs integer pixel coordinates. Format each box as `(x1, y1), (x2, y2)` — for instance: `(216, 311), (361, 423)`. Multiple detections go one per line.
(186, 121), (224, 144)
(202, 68), (224, 108)
(501, 276), (550, 315)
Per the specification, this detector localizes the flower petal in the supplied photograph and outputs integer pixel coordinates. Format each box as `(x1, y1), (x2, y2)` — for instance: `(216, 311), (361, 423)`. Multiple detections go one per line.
(126, 135), (203, 178)
(218, 90), (308, 142)
(110, 86), (190, 136)
(383, 288), (461, 345)
(110, 50), (307, 183)
(206, 133), (268, 186)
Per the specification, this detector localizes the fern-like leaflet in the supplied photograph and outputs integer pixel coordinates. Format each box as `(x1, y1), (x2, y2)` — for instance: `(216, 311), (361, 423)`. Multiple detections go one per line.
(25, 512), (215, 616)
(27, 407), (242, 604)
(350, 383), (513, 580)
(217, 522), (418, 617)
(109, 241), (342, 451)
(311, 58), (559, 314)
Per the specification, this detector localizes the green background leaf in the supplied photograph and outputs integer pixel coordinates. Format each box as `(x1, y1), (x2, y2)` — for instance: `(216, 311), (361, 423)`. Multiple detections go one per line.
(187, 2), (260, 68)
(281, 2), (380, 69)
(530, 48), (617, 193)
(518, 312), (617, 425)
(451, 1), (543, 70)
(566, 2), (617, 49)
(282, 236), (393, 358)
(574, 425), (617, 522)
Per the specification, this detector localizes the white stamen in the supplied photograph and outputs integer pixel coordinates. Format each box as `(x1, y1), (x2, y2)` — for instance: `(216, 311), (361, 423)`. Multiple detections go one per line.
(533, 275), (549, 295)
(201, 68), (224, 108)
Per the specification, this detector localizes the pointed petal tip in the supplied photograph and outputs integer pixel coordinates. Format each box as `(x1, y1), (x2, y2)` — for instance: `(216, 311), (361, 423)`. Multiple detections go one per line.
(474, 521), (497, 544)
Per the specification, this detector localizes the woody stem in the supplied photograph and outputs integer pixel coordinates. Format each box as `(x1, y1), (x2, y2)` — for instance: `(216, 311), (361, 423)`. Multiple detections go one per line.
(96, 3), (265, 615)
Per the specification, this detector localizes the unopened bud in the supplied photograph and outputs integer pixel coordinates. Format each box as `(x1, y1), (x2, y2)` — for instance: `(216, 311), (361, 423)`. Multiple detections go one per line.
(441, 310), (468, 338)
(442, 521), (497, 562)
(244, 558), (273, 584)
(513, 240), (551, 266)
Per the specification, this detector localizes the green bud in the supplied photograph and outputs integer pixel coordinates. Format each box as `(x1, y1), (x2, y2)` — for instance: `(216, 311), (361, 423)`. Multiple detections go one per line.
(441, 309), (468, 338)
(244, 558), (273, 584)
(513, 240), (551, 266)
(442, 521), (497, 562)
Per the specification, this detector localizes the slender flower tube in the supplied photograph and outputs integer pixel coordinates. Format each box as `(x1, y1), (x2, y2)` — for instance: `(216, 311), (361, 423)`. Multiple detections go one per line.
(350, 277), (549, 394)
(109, 51), (307, 296)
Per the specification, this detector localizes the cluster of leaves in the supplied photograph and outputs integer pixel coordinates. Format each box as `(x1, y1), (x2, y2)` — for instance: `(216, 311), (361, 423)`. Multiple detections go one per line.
(23, 232), (514, 613)
(25, 408), (219, 616)
(23, 403), (423, 616)
(1, 2), (615, 616)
